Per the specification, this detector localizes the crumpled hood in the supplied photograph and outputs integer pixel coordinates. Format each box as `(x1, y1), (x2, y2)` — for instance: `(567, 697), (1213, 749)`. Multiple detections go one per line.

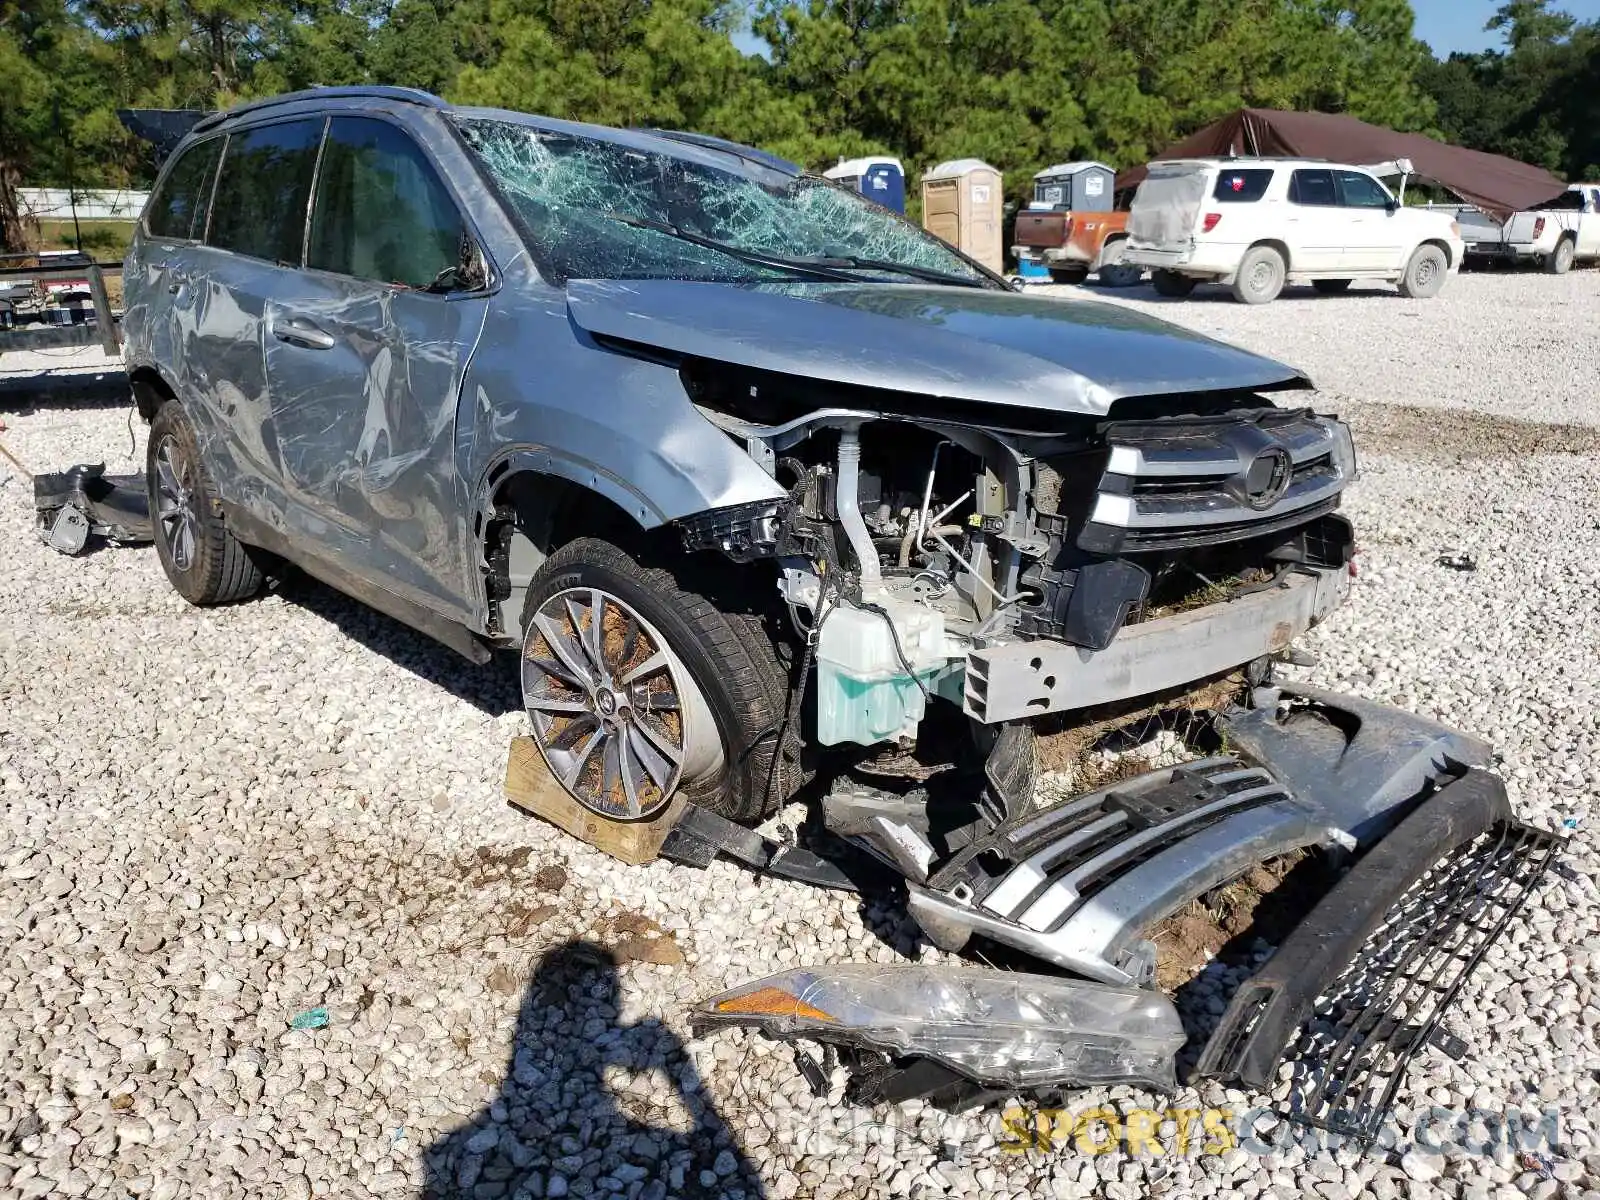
(565, 279), (1309, 416)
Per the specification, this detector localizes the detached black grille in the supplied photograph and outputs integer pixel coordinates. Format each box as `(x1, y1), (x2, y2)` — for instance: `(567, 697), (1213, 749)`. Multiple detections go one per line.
(1278, 822), (1559, 1141)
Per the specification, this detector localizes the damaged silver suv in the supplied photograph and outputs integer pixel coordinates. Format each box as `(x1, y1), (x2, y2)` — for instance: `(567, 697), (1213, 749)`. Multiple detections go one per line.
(126, 85), (1354, 819)
(126, 88), (1554, 1114)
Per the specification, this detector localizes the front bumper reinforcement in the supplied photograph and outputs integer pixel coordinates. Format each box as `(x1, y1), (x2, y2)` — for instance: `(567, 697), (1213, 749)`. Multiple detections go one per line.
(1195, 767), (1559, 1140)
(964, 567), (1349, 723)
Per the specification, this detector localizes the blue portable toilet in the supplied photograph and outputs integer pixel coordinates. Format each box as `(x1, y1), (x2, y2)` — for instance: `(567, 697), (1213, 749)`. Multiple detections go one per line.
(823, 156), (906, 213)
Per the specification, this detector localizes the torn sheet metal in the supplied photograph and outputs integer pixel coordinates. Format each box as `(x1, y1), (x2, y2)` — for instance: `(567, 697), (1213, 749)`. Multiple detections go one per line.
(34, 464), (153, 554)
(693, 963), (1185, 1093)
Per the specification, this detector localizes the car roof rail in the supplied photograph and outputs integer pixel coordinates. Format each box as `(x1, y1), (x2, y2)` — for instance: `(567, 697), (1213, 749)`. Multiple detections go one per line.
(636, 128), (801, 176)
(192, 86), (446, 134)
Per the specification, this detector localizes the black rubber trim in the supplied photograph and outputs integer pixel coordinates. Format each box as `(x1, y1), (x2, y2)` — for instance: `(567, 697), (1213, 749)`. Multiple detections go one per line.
(660, 804), (867, 891)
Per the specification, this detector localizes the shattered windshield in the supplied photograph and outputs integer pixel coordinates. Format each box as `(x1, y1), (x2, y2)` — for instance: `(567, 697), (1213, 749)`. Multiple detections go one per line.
(456, 117), (992, 287)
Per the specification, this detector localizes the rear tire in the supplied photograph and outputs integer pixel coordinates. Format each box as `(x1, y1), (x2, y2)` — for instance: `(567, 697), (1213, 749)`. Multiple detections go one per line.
(1093, 240), (1143, 288)
(1151, 269), (1196, 298)
(147, 402), (265, 606)
(1312, 278), (1353, 295)
(1546, 237), (1575, 275)
(1398, 244), (1449, 298)
(1231, 245), (1286, 304)
(519, 537), (800, 824)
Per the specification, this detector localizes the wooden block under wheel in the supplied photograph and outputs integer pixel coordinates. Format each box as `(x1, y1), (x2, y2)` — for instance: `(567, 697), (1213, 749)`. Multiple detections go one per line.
(504, 735), (685, 865)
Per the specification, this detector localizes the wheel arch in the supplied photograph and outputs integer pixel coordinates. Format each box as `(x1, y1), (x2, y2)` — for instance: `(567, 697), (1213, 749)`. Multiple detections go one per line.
(1092, 232), (1129, 270)
(1419, 237), (1455, 268)
(474, 463), (652, 641)
(1245, 238), (1292, 271)
(128, 365), (176, 422)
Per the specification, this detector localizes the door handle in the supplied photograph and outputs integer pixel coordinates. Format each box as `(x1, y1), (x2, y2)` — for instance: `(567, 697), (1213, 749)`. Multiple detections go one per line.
(270, 315), (336, 351)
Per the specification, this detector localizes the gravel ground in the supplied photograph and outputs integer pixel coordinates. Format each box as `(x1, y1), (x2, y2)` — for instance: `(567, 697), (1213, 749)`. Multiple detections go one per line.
(3, 270), (1599, 1200)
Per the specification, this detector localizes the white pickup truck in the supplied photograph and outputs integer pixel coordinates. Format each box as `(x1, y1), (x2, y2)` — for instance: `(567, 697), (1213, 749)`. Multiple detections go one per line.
(1457, 183), (1600, 273)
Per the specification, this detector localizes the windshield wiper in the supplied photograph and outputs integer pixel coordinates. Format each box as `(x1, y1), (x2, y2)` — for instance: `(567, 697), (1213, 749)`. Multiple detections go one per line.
(787, 254), (987, 289)
(603, 213), (987, 288)
(603, 213), (858, 282)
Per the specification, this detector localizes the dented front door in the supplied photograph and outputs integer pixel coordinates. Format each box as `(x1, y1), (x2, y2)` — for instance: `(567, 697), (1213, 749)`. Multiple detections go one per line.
(262, 284), (481, 619)
(261, 114), (488, 621)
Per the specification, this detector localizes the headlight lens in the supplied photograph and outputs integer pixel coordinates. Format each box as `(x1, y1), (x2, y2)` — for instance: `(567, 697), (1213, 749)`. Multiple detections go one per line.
(695, 963), (1185, 1090)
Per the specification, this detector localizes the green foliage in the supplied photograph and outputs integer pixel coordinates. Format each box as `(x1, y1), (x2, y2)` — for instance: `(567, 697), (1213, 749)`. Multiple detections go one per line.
(1419, 1), (1600, 181)
(2, 0), (1592, 235)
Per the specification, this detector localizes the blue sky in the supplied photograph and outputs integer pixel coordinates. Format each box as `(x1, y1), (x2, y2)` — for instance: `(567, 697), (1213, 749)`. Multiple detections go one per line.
(1413, 0), (1600, 54)
(734, 2), (1600, 59)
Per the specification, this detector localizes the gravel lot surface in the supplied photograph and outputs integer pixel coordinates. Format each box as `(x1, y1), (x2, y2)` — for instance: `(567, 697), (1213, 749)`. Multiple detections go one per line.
(3, 271), (1599, 1200)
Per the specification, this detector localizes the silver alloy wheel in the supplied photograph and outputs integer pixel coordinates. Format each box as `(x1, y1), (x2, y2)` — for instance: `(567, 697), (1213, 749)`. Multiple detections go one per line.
(154, 438), (199, 571)
(521, 587), (722, 820)
(1414, 255), (1438, 289)
(1249, 259), (1275, 294)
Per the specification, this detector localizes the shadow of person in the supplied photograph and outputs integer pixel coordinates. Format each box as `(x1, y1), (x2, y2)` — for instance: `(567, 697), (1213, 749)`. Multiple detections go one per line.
(424, 940), (766, 1200)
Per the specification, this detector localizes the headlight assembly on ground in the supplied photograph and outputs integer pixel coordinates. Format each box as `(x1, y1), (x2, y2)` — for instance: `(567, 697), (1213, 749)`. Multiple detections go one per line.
(693, 963), (1186, 1091)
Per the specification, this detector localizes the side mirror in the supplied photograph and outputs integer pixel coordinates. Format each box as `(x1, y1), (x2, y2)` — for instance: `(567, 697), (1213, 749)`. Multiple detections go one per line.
(1386, 199), (1400, 214)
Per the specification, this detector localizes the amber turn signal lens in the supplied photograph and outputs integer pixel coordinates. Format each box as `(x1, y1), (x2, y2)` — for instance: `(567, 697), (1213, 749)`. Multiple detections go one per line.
(714, 986), (837, 1023)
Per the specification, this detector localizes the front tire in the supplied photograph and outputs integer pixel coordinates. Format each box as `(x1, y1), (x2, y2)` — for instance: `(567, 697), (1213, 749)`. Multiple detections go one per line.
(1399, 244), (1449, 298)
(1231, 245), (1286, 304)
(519, 537), (799, 824)
(147, 402), (265, 606)
(1151, 269), (1196, 297)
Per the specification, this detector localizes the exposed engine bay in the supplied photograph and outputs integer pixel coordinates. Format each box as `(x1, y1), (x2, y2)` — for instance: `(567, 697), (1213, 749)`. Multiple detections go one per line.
(680, 366), (1358, 751)
(670, 371), (1556, 1129)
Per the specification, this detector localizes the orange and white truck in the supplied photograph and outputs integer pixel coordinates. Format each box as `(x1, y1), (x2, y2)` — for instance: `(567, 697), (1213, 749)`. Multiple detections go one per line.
(1011, 161), (1142, 286)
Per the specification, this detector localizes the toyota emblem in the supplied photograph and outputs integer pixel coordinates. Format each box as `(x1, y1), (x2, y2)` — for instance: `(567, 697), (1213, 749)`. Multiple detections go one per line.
(1243, 447), (1292, 509)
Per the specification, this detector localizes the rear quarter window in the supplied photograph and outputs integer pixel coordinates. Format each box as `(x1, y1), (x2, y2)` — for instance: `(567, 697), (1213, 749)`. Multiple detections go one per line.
(1212, 169), (1274, 203)
(207, 119), (324, 265)
(145, 138), (223, 240)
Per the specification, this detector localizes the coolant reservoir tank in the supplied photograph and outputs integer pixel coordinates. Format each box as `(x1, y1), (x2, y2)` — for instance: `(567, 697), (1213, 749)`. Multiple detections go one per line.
(815, 601), (947, 747)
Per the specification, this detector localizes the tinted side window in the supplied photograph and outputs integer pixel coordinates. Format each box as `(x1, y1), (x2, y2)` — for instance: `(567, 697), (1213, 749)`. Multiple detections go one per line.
(1337, 171), (1391, 208)
(146, 138), (222, 240)
(1289, 169), (1337, 206)
(208, 119), (323, 265)
(307, 117), (465, 289)
(1212, 169), (1274, 203)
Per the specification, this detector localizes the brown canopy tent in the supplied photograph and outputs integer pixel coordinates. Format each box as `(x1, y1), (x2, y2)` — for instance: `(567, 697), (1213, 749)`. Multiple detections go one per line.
(1116, 108), (1567, 222)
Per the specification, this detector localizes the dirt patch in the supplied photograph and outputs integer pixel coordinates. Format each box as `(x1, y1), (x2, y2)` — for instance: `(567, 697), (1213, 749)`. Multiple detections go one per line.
(463, 845), (534, 888)
(531, 863), (569, 893)
(1034, 674), (1241, 783)
(504, 902), (558, 939)
(605, 911), (685, 966)
(1348, 402), (1600, 460)
(1151, 851), (1341, 991)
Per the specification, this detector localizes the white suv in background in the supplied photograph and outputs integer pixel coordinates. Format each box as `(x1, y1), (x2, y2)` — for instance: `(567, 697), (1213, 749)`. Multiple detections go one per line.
(1124, 158), (1464, 304)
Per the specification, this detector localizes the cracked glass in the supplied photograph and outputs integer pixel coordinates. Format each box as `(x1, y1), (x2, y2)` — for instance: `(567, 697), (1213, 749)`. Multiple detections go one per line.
(456, 118), (988, 286)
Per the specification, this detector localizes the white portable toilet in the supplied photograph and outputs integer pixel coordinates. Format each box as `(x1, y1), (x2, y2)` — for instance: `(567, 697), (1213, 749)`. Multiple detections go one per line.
(920, 159), (1004, 274)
